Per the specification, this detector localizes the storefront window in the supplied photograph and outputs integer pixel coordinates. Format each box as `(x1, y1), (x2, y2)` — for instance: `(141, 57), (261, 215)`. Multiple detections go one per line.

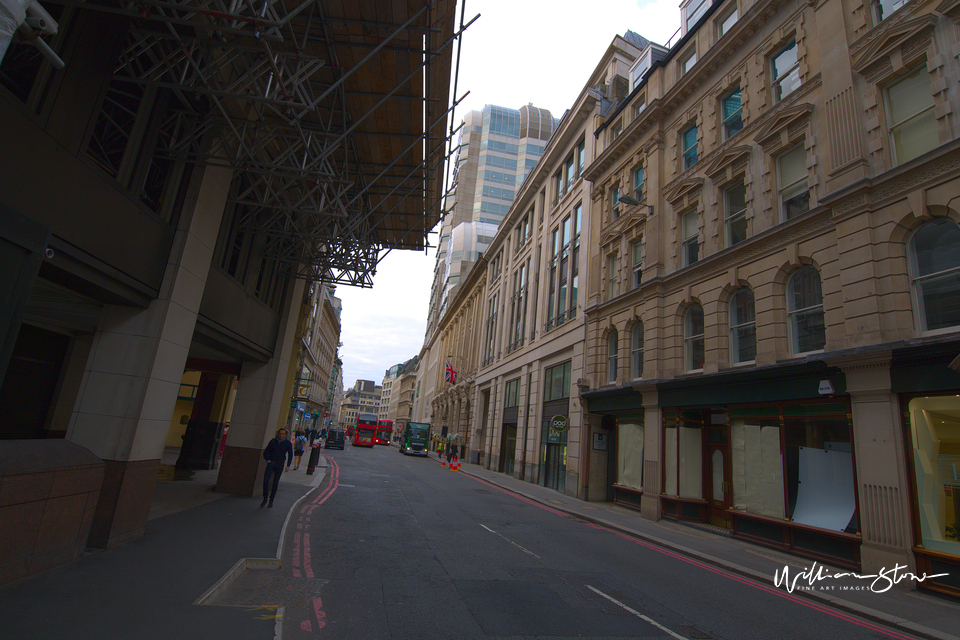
(783, 406), (856, 532)
(908, 395), (960, 555)
(731, 407), (783, 518)
(618, 421), (644, 490)
(664, 410), (703, 499)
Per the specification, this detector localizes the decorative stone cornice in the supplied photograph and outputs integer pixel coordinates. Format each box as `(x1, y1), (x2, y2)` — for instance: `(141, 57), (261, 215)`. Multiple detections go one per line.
(702, 145), (753, 184)
(755, 102), (815, 150)
(851, 13), (939, 82)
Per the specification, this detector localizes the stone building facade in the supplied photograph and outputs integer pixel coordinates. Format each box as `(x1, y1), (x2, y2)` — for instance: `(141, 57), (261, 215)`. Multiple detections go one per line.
(582, 0), (960, 595)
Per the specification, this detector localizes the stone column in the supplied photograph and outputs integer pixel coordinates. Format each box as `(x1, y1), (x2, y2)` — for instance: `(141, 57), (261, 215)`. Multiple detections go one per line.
(67, 164), (232, 548)
(217, 277), (306, 496)
(640, 386), (662, 522)
(832, 353), (915, 577)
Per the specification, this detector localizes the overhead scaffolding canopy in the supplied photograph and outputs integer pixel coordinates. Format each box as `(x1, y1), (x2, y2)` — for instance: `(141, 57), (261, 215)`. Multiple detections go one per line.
(56, 0), (463, 287)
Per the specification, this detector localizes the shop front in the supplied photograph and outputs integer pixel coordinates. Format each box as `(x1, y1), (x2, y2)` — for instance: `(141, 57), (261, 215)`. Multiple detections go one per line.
(895, 342), (960, 598)
(582, 387), (646, 510)
(658, 362), (862, 570)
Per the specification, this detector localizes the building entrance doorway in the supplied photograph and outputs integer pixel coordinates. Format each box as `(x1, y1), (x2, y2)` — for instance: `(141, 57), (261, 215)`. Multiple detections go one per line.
(707, 417), (732, 528)
(541, 442), (566, 493)
(500, 423), (517, 475)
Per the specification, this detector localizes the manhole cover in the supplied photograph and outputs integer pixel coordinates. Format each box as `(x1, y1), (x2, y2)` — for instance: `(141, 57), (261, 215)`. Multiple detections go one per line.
(215, 572), (328, 611)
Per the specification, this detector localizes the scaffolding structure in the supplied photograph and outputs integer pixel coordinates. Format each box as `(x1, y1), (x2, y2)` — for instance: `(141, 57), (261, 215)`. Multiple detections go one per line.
(53, 0), (465, 286)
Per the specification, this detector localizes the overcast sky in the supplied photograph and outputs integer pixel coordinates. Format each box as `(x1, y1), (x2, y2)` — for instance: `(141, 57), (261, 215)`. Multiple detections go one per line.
(334, 0), (682, 389)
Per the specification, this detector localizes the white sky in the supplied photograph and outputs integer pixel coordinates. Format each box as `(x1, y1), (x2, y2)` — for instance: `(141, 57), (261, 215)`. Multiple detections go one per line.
(335, 0), (682, 388)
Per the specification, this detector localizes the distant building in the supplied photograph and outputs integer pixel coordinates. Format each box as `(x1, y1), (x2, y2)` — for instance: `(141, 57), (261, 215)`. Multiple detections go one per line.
(291, 282), (341, 435)
(424, 104), (559, 342)
(339, 380), (382, 428)
(382, 356), (418, 439)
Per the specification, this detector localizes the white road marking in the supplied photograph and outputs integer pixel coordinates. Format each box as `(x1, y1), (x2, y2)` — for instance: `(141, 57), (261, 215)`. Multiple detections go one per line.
(586, 585), (688, 640)
(479, 523), (541, 559)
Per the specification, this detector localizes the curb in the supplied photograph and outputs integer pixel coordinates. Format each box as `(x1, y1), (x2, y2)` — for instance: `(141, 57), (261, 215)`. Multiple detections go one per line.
(194, 464), (330, 614)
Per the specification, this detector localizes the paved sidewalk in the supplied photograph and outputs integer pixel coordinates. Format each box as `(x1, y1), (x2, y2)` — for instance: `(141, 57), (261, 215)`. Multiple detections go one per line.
(428, 449), (960, 640)
(0, 454), (328, 640)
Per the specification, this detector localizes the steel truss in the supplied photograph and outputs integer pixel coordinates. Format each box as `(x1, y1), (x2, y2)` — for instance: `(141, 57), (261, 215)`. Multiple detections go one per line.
(67, 0), (462, 286)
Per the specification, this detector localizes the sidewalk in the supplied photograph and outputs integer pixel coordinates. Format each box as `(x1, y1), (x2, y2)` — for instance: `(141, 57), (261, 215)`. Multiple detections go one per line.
(0, 452), (328, 640)
(430, 450), (960, 640)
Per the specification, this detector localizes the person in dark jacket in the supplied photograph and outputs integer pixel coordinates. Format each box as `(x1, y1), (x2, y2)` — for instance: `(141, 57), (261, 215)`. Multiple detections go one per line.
(261, 428), (293, 508)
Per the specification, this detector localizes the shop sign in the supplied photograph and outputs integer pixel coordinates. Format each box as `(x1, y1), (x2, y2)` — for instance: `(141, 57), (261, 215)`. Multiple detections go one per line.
(551, 415), (568, 432)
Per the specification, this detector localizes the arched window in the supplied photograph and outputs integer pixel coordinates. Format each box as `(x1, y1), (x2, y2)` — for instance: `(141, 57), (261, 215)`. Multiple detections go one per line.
(607, 330), (619, 383)
(631, 322), (644, 378)
(685, 305), (705, 371)
(730, 288), (756, 363)
(910, 219), (960, 331)
(788, 267), (825, 353)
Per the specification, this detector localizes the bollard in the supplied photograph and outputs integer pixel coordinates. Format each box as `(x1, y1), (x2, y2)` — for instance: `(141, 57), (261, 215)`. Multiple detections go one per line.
(306, 441), (322, 475)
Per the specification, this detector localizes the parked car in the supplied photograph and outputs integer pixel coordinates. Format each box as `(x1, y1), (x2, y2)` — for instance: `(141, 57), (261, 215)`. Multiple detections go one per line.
(324, 429), (345, 450)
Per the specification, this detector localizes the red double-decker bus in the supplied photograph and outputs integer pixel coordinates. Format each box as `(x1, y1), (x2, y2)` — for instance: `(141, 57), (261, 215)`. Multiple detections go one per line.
(353, 412), (378, 447)
(375, 419), (393, 445)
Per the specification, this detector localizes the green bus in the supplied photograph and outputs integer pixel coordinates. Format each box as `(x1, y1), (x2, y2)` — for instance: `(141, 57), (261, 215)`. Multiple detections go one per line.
(399, 422), (430, 456)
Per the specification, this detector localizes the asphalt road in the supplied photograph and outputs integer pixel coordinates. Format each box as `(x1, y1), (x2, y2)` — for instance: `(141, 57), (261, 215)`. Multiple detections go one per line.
(280, 443), (923, 640)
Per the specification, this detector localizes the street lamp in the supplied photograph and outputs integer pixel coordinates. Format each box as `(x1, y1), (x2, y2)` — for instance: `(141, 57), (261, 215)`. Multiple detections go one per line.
(617, 195), (654, 217)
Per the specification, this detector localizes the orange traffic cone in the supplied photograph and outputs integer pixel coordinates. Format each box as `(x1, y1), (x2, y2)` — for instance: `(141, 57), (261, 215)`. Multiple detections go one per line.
(440, 453), (446, 467)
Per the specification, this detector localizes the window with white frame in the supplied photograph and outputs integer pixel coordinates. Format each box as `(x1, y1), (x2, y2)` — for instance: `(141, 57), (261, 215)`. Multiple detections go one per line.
(634, 94), (646, 118)
(553, 170), (562, 205)
(510, 261), (528, 349)
(722, 86), (743, 139)
(778, 144), (810, 220)
(610, 185), (621, 220)
(607, 252), (619, 300)
(612, 119), (623, 141)
(682, 124), (698, 169)
(685, 304), (705, 371)
(546, 205), (581, 330)
(484, 292), (498, 362)
(514, 214), (529, 252)
(577, 139), (585, 175)
(547, 227), (558, 328)
(771, 39), (800, 102)
(682, 209), (699, 266)
(724, 180), (747, 247)
(607, 330), (619, 383)
(633, 166), (645, 202)
(631, 239), (644, 288)
(632, 56), (650, 90)
(680, 47), (698, 77)
(717, 3), (738, 37)
(631, 322), (644, 378)
(684, 0), (710, 32)
(565, 153), (576, 191)
(886, 65), (938, 166)
(788, 266), (826, 353)
(556, 215), (571, 326)
(730, 288), (757, 363)
(910, 219), (960, 332)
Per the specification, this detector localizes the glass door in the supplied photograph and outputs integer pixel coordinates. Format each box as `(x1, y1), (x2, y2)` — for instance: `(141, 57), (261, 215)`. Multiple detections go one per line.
(707, 421), (732, 527)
